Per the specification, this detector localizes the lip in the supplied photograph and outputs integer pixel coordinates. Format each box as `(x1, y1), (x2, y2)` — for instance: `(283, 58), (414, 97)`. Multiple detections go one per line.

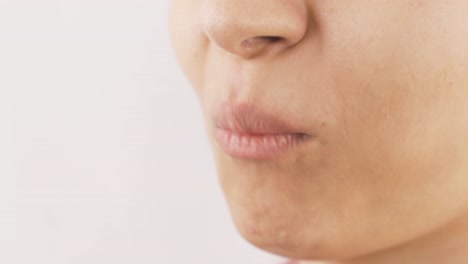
(212, 102), (312, 160)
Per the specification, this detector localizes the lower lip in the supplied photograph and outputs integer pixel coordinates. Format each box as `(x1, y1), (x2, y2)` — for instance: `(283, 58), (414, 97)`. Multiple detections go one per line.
(214, 128), (309, 160)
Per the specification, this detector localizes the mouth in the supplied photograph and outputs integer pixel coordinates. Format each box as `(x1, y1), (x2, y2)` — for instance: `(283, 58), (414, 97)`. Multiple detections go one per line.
(212, 102), (312, 160)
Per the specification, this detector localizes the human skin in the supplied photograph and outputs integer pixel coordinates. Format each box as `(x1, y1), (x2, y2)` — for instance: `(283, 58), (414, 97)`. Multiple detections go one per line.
(169, 1), (468, 263)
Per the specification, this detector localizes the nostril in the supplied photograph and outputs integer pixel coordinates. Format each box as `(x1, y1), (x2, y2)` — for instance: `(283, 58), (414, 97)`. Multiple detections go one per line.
(241, 36), (283, 48)
(265, 36), (283, 42)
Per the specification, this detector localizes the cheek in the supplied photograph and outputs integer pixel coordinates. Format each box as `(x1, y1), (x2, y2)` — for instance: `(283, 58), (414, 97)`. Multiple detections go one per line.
(353, 0), (468, 228)
(318, 0), (468, 162)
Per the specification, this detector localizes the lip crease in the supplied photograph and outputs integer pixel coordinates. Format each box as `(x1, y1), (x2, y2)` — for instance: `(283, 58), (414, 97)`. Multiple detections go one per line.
(212, 102), (312, 160)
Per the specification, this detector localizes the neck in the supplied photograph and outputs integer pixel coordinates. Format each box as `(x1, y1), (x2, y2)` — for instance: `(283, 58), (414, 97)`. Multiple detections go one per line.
(300, 210), (468, 264)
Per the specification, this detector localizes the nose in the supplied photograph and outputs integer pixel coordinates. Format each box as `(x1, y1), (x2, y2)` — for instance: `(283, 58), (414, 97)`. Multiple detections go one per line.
(201, 0), (308, 59)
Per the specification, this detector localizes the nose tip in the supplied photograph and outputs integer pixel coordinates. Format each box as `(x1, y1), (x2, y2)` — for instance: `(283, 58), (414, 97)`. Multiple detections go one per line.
(201, 1), (308, 59)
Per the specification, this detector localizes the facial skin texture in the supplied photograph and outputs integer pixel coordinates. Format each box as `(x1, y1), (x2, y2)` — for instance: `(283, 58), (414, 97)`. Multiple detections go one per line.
(169, 1), (468, 263)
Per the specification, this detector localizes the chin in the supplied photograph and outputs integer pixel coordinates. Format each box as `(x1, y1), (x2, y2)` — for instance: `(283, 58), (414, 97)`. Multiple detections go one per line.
(223, 189), (399, 262)
(225, 200), (346, 261)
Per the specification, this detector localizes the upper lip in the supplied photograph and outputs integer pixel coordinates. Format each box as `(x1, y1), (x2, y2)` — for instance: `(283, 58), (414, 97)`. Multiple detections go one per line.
(212, 102), (308, 135)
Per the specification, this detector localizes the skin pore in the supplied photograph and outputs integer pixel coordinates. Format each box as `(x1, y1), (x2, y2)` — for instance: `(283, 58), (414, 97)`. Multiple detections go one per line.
(169, 1), (468, 263)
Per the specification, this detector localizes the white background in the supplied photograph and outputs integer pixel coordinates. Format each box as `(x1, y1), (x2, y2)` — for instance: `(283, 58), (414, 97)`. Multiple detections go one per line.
(0, 1), (284, 263)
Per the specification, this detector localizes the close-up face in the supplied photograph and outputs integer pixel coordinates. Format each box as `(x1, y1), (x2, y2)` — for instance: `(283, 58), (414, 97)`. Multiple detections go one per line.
(169, 0), (468, 261)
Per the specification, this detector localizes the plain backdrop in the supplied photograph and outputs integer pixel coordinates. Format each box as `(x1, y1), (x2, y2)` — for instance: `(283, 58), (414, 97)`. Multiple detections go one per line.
(0, 1), (284, 263)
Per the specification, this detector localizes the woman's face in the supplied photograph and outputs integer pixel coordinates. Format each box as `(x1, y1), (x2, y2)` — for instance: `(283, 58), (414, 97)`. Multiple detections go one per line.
(169, 0), (468, 261)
